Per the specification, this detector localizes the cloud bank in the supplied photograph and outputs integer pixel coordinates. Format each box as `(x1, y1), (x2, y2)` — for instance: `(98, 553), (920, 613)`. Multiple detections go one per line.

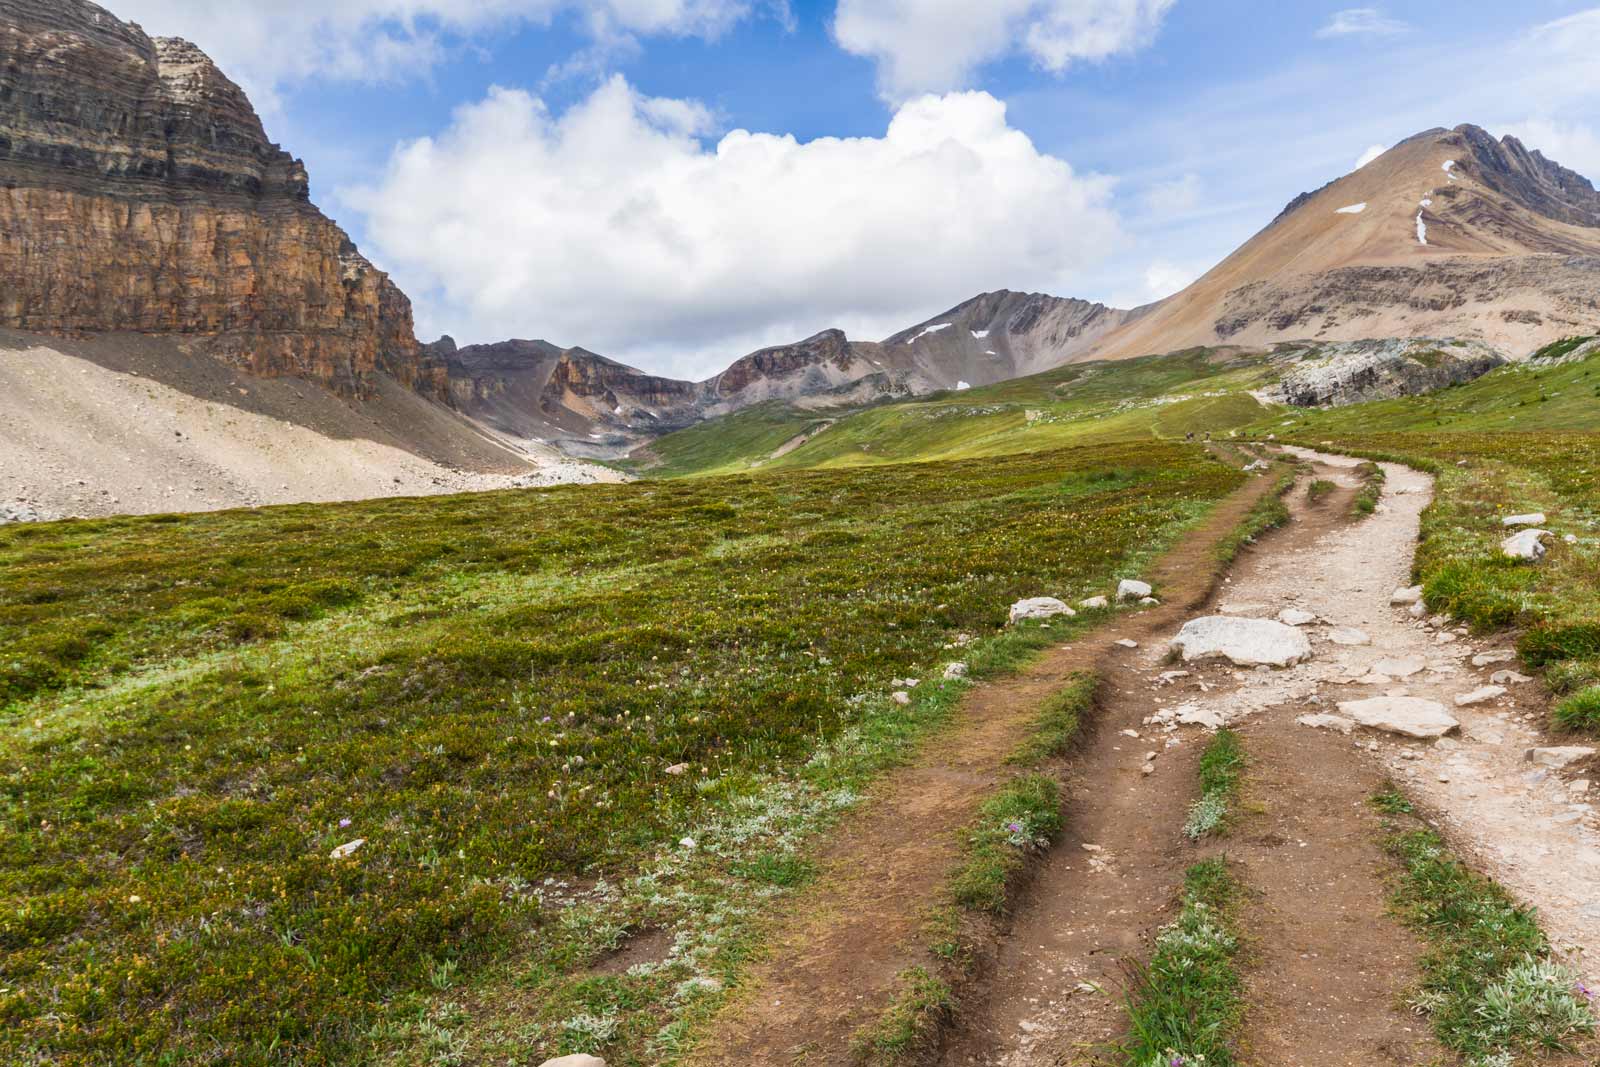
(833, 0), (1176, 101)
(347, 78), (1122, 377)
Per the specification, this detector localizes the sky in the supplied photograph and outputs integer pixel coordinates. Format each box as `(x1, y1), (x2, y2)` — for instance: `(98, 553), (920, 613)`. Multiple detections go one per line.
(112, 0), (1600, 379)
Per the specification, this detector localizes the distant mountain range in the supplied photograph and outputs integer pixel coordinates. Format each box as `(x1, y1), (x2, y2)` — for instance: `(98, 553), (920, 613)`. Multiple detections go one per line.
(2, 0), (1599, 487)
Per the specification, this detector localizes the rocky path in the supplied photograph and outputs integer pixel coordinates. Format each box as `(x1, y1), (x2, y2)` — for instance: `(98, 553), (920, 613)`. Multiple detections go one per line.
(942, 451), (1599, 1065)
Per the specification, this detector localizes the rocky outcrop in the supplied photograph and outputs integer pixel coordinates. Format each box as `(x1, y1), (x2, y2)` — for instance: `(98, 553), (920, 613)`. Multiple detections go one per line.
(1450, 124), (1600, 229)
(0, 0), (439, 398)
(710, 330), (860, 398)
(1255, 338), (1506, 407)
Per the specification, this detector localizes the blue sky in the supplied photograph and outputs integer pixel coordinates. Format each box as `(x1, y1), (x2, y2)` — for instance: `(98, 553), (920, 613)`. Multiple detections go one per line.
(114, 1), (1600, 377)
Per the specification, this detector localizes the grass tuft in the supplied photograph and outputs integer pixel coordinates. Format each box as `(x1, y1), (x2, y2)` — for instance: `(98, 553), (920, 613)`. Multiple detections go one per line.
(1009, 673), (1097, 764)
(948, 774), (1063, 914)
(1185, 729), (1245, 840)
(1352, 461), (1386, 516)
(1553, 687), (1600, 732)
(1306, 478), (1336, 502)
(1379, 799), (1596, 1063)
(1122, 858), (1245, 1067)
(850, 966), (954, 1063)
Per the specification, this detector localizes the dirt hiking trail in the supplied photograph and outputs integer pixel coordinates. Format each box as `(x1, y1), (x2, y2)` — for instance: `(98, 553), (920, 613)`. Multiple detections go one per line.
(944, 449), (1598, 1066)
(688, 462), (1287, 1065)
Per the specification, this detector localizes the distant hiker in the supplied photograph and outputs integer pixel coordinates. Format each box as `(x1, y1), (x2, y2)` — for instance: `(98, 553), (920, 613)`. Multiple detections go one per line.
(1185, 431), (1195, 442)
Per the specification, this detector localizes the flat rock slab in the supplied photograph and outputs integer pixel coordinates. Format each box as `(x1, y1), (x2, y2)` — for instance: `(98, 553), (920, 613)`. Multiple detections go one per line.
(1278, 608), (1317, 626)
(1337, 697), (1459, 739)
(1390, 586), (1424, 605)
(1502, 513), (1547, 527)
(1327, 627), (1372, 646)
(1009, 597), (1075, 623)
(1526, 747), (1597, 770)
(1373, 657), (1426, 678)
(1171, 616), (1312, 668)
(1454, 685), (1506, 707)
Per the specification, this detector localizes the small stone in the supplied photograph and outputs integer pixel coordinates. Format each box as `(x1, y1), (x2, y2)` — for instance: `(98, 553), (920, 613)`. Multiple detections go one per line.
(1501, 512), (1547, 528)
(1435, 632), (1459, 645)
(540, 1057), (607, 1067)
(1081, 843), (1104, 853)
(1408, 601), (1427, 619)
(1454, 685), (1507, 707)
(1079, 595), (1110, 609)
(1278, 608), (1316, 626)
(1009, 597), (1076, 624)
(1115, 639), (1139, 649)
(664, 763), (690, 776)
(1501, 528), (1551, 562)
(1471, 651), (1516, 667)
(1139, 597), (1160, 606)
(1297, 713), (1356, 735)
(1141, 762), (1156, 776)
(330, 839), (366, 860)
(1390, 586), (1424, 605)
(1327, 627), (1372, 646)
(891, 691), (912, 706)
(1564, 533), (1578, 545)
(943, 662), (969, 681)
(1490, 670), (1533, 685)
(1117, 579), (1153, 602)
(1120, 729), (1140, 738)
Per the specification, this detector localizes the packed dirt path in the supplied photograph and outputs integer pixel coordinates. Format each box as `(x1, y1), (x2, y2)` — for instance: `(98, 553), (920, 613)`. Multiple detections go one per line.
(687, 465), (1287, 1066)
(943, 450), (1600, 1066)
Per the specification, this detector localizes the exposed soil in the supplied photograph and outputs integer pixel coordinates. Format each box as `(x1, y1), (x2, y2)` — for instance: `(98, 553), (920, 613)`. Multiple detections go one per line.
(688, 462), (1289, 1065)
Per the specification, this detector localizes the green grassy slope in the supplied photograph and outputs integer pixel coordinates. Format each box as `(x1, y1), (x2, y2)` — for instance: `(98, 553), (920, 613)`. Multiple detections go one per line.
(630, 349), (1279, 478)
(0, 441), (1242, 1065)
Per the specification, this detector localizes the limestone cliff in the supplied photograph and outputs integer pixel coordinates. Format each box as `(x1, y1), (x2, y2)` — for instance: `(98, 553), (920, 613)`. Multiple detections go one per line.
(0, 0), (439, 398)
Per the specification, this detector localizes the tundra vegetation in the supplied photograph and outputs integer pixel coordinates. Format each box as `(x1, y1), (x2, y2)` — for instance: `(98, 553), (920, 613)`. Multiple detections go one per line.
(0, 441), (1241, 1065)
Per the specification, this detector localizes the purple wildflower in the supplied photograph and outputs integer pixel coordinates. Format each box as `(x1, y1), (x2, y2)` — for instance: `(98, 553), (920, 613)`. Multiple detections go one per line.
(338, 818), (352, 829)
(1007, 821), (1023, 834)
(1578, 980), (1594, 1001)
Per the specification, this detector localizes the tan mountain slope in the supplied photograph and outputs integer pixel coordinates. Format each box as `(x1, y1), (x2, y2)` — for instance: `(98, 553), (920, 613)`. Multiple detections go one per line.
(1093, 124), (1600, 361)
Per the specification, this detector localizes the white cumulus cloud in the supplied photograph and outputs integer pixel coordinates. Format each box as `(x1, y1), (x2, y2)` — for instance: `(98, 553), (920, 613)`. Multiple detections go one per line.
(1317, 8), (1410, 38)
(833, 0), (1176, 101)
(345, 78), (1123, 377)
(111, 0), (777, 103)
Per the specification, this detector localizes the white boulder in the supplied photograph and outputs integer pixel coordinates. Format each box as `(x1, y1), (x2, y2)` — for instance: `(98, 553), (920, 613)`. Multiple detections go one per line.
(1009, 597), (1075, 624)
(1170, 617), (1313, 668)
(1502, 513), (1547, 528)
(1278, 608), (1317, 627)
(1336, 697), (1459, 739)
(1454, 685), (1506, 707)
(1117, 579), (1153, 602)
(890, 691), (912, 706)
(1501, 529), (1551, 562)
(1079, 595), (1110, 609)
(1391, 586), (1424, 605)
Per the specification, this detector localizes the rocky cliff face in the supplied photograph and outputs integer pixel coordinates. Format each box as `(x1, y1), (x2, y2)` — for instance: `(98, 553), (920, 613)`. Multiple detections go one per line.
(1255, 338), (1506, 408)
(0, 0), (438, 398)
